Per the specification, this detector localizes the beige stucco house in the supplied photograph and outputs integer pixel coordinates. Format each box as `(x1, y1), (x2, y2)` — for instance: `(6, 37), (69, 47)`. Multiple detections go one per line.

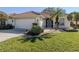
(0, 11), (70, 30)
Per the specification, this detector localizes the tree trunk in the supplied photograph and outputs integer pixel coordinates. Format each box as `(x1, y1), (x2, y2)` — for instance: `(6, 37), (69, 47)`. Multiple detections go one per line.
(75, 20), (78, 28)
(55, 15), (59, 30)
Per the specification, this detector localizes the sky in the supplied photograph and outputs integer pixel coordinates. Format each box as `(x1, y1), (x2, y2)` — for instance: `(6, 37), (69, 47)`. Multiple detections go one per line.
(0, 7), (79, 14)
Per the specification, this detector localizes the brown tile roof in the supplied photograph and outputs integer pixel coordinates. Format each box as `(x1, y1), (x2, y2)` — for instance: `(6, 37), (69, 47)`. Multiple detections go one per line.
(9, 11), (51, 20)
(10, 11), (40, 19)
(41, 13), (50, 18)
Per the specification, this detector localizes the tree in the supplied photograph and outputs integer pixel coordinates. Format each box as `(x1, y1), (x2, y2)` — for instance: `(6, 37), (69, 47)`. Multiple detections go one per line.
(74, 13), (79, 26)
(67, 14), (73, 21)
(42, 7), (65, 29)
(67, 14), (73, 27)
(69, 12), (79, 28)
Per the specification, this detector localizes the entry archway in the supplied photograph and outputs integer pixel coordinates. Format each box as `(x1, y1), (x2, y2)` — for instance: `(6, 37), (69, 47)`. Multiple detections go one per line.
(46, 18), (53, 28)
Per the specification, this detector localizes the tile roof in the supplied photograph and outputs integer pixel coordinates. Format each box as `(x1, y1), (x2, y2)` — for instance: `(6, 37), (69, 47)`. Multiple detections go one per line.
(10, 11), (40, 19)
(41, 12), (50, 18)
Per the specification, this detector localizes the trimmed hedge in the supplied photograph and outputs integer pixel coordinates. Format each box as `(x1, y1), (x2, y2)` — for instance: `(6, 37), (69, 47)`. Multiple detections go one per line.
(27, 23), (43, 35)
(64, 29), (78, 32)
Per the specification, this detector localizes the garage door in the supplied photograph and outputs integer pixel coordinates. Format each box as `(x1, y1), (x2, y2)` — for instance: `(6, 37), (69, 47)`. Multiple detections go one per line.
(15, 19), (35, 29)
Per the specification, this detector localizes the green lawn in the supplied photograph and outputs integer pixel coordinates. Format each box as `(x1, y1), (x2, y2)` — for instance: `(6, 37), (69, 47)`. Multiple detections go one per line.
(0, 32), (79, 52)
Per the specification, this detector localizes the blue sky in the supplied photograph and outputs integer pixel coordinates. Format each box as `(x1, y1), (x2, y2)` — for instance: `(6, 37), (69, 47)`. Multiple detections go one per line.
(0, 7), (46, 14)
(62, 7), (79, 13)
(0, 7), (79, 14)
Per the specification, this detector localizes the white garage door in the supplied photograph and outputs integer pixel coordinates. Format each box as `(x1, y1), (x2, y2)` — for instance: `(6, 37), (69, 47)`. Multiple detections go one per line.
(15, 19), (35, 29)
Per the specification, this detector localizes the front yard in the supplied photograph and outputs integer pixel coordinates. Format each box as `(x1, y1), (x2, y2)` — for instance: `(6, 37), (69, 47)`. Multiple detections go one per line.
(0, 32), (79, 52)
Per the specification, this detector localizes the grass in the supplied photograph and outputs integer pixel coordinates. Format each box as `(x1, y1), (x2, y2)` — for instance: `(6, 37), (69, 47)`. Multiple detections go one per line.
(0, 32), (79, 52)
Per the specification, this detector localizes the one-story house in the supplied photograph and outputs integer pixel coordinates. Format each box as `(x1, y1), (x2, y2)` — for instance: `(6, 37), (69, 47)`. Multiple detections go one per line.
(0, 11), (70, 30)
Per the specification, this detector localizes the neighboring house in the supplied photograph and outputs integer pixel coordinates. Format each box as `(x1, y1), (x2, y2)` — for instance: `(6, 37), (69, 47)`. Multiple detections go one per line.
(0, 11), (70, 30)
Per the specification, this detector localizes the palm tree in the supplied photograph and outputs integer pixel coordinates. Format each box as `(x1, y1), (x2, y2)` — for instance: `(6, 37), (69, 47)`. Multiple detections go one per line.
(50, 8), (65, 29)
(67, 14), (73, 27)
(74, 13), (79, 26)
(42, 7), (65, 29)
(67, 14), (73, 21)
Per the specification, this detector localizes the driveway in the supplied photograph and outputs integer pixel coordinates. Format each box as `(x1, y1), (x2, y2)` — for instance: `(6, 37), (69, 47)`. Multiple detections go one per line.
(0, 29), (25, 42)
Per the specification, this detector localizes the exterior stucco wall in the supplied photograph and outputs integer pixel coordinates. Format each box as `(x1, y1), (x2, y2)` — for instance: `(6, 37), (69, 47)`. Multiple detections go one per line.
(64, 19), (70, 28)
(58, 17), (70, 29)
(52, 18), (56, 28)
(37, 17), (45, 29)
(42, 20), (46, 28)
(6, 17), (44, 30)
(6, 16), (70, 30)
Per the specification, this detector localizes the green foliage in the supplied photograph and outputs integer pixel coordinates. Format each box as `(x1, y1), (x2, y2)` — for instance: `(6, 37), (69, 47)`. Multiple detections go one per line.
(69, 12), (79, 21)
(67, 14), (73, 21)
(66, 29), (78, 32)
(42, 7), (65, 29)
(42, 7), (65, 16)
(27, 23), (43, 35)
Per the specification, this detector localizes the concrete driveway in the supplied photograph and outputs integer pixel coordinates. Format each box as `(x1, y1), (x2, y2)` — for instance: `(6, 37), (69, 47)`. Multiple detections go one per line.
(0, 29), (25, 42)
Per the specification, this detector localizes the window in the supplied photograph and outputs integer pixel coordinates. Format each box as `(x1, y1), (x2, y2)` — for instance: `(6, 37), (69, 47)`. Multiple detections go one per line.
(60, 23), (64, 25)
(12, 20), (13, 22)
(59, 18), (64, 26)
(37, 19), (38, 22)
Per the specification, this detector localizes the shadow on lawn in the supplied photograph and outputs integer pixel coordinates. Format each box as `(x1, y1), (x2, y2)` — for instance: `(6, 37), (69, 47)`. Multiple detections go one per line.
(18, 33), (55, 43)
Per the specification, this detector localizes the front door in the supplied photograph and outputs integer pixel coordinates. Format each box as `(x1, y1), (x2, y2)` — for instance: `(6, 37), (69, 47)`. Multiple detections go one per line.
(46, 18), (53, 28)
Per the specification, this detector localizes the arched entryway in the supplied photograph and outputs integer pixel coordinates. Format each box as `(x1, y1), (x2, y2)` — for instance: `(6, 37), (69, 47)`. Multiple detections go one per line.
(45, 18), (53, 28)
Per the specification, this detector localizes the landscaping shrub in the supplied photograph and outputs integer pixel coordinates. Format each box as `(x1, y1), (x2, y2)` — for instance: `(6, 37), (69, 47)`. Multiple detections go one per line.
(0, 24), (14, 30)
(27, 23), (43, 35)
(63, 27), (78, 32)
(76, 24), (79, 29)
(6, 24), (14, 29)
(65, 28), (78, 32)
(66, 29), (78, 32)
(70, 23), (79, 29)
(70, 22), (75, 27)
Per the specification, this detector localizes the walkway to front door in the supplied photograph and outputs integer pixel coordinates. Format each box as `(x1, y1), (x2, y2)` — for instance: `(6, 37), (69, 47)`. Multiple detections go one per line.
(44, 29), (62, 34)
